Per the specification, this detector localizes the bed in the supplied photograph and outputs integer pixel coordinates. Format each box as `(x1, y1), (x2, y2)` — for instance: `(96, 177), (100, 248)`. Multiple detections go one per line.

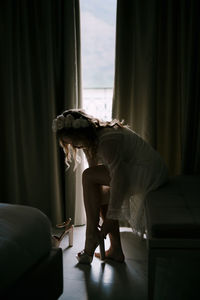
(0, 203), (63, 299)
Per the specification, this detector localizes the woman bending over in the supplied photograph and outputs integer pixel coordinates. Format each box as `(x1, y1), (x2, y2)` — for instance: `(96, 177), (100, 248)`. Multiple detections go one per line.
(52, 109), (168, 264)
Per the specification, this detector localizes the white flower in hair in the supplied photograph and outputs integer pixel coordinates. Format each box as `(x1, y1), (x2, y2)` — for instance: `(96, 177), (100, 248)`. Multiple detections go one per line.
(72, 118), (89, 129)
(56, 115), (65, 130)
(52, 113), (89, 132)
(73, 119), (81, 129)
(65, 114), (75, 127)
(79, 118), (89, 128)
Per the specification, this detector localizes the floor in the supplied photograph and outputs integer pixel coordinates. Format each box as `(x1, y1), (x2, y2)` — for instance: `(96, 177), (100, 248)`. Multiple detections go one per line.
(55, 225), (200, 300)
(57, 225), (148, 300)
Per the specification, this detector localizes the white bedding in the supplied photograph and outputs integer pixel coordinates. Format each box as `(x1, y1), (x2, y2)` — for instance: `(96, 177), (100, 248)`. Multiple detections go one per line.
(0, 203), (52, 290)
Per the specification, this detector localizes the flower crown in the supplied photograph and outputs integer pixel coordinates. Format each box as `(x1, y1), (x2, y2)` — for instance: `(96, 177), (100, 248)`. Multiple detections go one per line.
(52, 114), (89, 133)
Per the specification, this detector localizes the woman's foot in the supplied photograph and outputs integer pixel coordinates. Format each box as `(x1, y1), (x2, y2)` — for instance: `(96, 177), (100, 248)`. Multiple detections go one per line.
(76, 250), (93, 264)
(98, 218), (125, 262)
(76, 231), (105, 264)
(95, 247), (125, 263)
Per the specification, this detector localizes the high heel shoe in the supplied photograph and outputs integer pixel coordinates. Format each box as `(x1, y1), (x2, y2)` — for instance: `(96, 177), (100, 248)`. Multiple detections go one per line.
(52, 218), (74, 248)
(76, 231), (105, 264)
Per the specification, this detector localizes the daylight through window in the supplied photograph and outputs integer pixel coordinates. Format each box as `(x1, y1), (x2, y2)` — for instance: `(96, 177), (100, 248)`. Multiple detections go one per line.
(80, 0), (117, 121)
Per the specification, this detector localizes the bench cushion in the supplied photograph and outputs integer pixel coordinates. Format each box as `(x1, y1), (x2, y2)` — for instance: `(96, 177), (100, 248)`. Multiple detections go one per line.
(145, 175), (200, 238)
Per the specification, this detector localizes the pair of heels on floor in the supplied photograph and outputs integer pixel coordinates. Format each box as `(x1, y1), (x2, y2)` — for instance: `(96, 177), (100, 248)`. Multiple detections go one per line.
(52, 219), (105, 264)
(76, 230), (106, 264)
(52, 218), (74, 248)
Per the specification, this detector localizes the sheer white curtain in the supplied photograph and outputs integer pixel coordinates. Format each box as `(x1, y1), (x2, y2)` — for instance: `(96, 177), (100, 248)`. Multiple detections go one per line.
(74, 152), (86, 225)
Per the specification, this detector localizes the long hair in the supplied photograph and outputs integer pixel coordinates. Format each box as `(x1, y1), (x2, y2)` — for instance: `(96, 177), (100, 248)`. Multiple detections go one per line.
(54, 109), (126, 170)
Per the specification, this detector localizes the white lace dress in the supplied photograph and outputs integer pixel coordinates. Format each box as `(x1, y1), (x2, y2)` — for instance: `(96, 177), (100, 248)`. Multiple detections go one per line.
(97, 126), (168, 235)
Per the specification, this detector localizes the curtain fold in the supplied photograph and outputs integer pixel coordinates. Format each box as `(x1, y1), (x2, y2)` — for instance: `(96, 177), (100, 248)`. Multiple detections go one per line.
(113, 0), (200, 175)
(180, 0), (200, 174)
(1, 0), (84, 225)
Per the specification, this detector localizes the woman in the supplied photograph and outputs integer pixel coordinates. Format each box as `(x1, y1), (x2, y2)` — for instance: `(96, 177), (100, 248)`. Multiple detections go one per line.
(52, 109), (168, 264)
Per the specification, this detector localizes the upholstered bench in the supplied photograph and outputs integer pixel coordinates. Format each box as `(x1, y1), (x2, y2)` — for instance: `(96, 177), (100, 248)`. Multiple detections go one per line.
(145, 175), (200, 300)
(0, 203), (63, 299)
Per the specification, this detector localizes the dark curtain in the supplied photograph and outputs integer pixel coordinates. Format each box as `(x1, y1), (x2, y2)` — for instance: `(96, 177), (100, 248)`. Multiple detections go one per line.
(113, 0), (200, 175)
(0, 0), (82, 225)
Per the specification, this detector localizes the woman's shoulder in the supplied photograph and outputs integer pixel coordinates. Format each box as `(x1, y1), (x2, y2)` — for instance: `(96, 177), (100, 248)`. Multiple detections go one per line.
(97, 126), (132, 140)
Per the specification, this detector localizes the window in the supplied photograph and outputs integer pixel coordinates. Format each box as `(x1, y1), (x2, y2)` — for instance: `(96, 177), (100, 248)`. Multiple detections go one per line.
(80, 0), (117, 121)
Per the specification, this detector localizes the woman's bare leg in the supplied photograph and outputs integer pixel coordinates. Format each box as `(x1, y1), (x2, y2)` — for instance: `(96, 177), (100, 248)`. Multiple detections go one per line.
(97, 202), (125, 262)
(83, 169), (124, 261)
(82, 165), (124, 261)
(82, 165), (111, 255)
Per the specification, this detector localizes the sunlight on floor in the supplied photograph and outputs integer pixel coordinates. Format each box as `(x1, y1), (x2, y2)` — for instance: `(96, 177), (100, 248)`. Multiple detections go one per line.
(58, 225), (148, 300)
